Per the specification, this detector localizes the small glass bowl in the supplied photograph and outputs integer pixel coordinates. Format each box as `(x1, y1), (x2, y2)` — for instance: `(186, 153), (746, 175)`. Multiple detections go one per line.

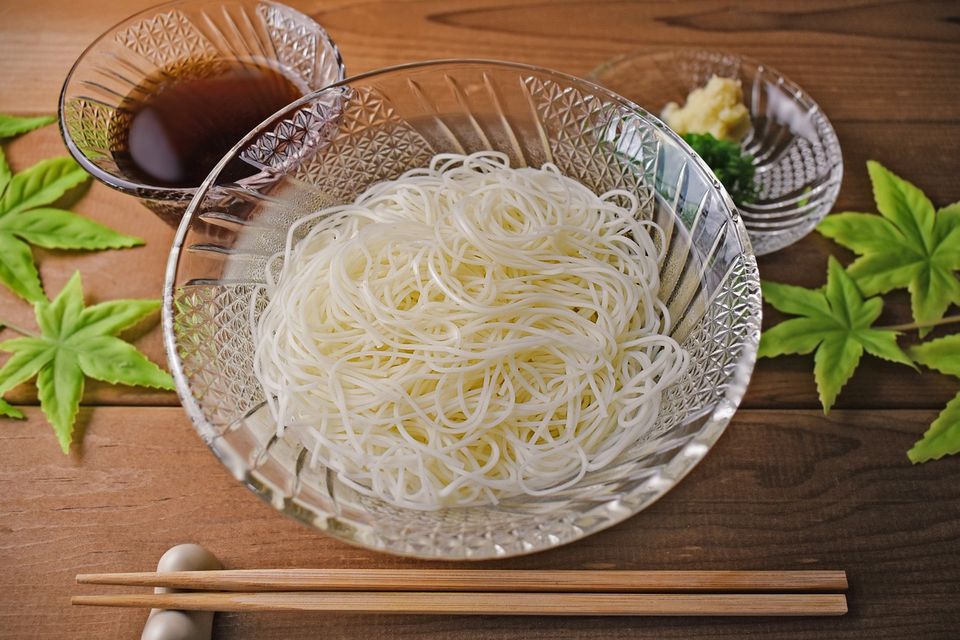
(590, 49), (842, 255)
(163, 60), (762, 559)
(58, 0), (344, 227)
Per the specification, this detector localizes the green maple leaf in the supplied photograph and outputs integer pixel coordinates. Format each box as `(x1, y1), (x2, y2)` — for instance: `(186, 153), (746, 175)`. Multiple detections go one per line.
(907, 334), (960, 463)
(817, 161), (960, 337)
(0, 151), (144, 302)
(759, 256), (914, 412)
(0, 397), (23, 419)
(0, 272), (175, 453)
(0, 113), (56, 139)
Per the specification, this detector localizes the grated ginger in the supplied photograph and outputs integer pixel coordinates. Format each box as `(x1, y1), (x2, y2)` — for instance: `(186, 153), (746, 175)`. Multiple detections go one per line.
(662, 75), (751, 141)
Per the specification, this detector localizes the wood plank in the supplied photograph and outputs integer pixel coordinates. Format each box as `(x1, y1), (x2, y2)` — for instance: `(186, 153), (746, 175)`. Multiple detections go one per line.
(825, 121), (960, 219)
(1, 2), (958, 640)
(1, 407), (957, 638)
(0, 0), (958, 122)
(0, 120), (958, 410)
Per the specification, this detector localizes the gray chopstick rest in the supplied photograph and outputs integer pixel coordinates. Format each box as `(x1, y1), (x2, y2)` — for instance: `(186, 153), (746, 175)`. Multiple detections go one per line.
(141, 544), (221, 640)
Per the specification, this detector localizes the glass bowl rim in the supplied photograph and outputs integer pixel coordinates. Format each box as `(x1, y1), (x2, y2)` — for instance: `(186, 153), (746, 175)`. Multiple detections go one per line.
(162, 58), (762, 559)
(57, 0), (346, 198)
(589, 46), (822, 110)
(588, 47), (844, 256)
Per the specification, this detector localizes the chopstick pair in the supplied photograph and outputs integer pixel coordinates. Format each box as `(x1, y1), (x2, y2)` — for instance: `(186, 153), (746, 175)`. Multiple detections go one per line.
(73, 569), (848, 616)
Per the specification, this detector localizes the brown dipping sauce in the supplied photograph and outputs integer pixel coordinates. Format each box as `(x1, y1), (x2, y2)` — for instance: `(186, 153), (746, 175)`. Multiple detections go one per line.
(114, 61), (302, 188)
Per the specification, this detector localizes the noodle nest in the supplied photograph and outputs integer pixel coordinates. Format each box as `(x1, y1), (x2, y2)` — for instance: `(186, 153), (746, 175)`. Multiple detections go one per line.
(253, 152), (688, 510)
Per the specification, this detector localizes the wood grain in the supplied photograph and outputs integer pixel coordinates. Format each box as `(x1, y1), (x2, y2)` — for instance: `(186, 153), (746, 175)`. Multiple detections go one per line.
(2, 407), (958, 638)
(2, 1), (959, 120)
(1, 119), (958, 410)
(0, 1), (959, 639)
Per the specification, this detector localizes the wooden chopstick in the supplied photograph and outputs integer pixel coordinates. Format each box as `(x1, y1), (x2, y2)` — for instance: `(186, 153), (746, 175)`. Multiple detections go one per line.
(75, 569), (848, 593)
(71, 591), (848, 616)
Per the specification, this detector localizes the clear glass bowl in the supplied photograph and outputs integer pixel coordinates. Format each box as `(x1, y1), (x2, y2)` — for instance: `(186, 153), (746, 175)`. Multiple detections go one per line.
(58, 0), (344, 227)
(591, 49), (843, 256)
(162, 60), (762, 559)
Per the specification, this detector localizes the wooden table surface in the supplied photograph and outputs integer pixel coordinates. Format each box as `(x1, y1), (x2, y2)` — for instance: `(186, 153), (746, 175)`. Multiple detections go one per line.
(2, 1), (959, 638)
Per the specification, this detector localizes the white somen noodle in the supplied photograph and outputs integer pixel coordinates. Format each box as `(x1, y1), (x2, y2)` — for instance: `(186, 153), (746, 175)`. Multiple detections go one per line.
(252, 151), (688, 510)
